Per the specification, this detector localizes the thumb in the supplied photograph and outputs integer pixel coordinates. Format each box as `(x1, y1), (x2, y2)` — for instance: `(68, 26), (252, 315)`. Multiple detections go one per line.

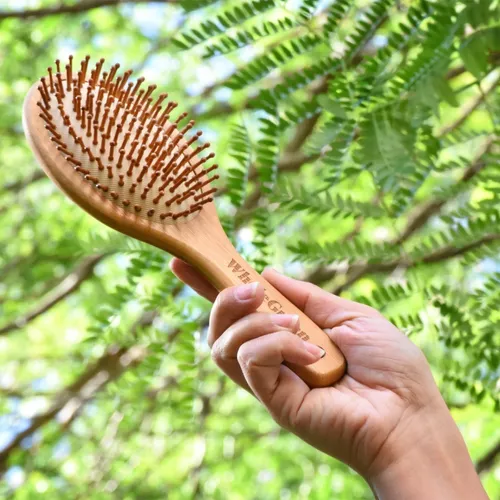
(262, 268), (379, 328)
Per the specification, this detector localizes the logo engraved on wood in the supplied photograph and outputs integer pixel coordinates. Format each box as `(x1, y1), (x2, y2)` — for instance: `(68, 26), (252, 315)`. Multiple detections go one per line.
(228, 259), (310, 341)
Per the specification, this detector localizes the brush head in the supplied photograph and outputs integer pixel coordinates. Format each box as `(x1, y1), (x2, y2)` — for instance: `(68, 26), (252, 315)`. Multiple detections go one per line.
(27, 55), (219, 224)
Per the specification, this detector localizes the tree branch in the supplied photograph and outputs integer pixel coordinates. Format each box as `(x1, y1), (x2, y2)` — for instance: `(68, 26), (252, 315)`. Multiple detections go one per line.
(0, 254), (105, 336)
(0, 305), (171, 471)
(284, 114), (322, 154)
(0, 345), (145, 471)
(333, 233), (500, 294)
(0, 0), (178, 22)
(476, 439), (500, 474)
(217, 150), (317, 201)
(2, 171), (46, 193)
(300, 134), (496, 291)
(445, 52), (500, 80)
(421, 233), (500, 264)
(437, 71), (500, 138)
(394, 135), (495, 244)
(189, 377), (226, 499)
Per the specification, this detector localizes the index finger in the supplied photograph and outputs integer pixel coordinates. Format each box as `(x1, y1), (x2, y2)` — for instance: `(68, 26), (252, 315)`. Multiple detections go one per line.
(170, 258), (218, 302)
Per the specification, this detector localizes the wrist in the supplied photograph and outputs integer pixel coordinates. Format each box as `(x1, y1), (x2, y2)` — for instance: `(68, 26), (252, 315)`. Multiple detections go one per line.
(366, 400), (487, 500)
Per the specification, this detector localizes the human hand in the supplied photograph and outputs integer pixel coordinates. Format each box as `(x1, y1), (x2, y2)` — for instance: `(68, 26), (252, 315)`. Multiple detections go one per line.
(171, 259), (487, 499)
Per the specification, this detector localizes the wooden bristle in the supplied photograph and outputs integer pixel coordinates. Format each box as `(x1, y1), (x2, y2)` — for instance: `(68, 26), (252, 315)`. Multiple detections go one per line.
(66, 65), (72, 92)
(37, 55), (219, 223)
(47, 67), (55, 93)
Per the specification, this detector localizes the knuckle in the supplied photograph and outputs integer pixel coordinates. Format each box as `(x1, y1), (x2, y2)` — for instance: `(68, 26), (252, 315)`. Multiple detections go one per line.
(213, 289), (229, 312)
(210, 337), (233, 366)
(210, 348), (220, 367)
(236, 345), (251, 368)
(207, 321), (217, 348)
(336, 320), (367, 343)
(236, 314), (259, 333)
(210, 340), (224, 366)
(279, 410), (299, 431)
(275, 329), (298, 348)
(236, 343), (261, 374)
(214, 286), (241, 314)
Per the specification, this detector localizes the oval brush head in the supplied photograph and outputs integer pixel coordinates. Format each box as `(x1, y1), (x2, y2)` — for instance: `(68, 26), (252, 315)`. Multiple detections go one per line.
(23, 55), (346, 389)
(30, 55), (218, 224)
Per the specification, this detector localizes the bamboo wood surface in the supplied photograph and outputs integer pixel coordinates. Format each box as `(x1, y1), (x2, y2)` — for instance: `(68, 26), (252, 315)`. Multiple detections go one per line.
(23, 81), (346, 388)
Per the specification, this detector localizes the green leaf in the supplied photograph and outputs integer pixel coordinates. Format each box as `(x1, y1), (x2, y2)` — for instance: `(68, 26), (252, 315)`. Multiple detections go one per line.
(459, 26), (500, 78)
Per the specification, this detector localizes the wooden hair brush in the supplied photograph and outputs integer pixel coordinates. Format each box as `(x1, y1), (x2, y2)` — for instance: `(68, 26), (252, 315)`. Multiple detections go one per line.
(23, 55), (345, 388)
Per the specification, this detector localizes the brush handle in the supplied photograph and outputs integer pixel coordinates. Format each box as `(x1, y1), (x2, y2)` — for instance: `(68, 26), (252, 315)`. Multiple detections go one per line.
(190, 239), (346, 388)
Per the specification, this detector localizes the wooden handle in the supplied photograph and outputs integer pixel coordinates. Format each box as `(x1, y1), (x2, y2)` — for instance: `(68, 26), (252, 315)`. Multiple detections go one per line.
(189, 240), (346, 388)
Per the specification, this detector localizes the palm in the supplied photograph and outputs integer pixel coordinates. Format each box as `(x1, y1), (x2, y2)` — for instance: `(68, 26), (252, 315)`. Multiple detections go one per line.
(292, 313), (432, 475)
(296, 376), (406, 474)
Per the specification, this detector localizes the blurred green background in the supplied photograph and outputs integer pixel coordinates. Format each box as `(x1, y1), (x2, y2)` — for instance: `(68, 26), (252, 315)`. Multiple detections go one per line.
(0, 0), (499, 498)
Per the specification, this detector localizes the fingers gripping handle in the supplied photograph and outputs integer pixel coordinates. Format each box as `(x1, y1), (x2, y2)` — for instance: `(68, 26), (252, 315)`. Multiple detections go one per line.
(205, 254), (346, 388)
(254, 278), (346, 388)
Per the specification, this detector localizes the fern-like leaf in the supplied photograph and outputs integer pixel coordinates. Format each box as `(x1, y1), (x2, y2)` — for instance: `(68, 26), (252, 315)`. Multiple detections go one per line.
(299, 0), (322, 22)
(343, 0), (392, 63)
(389, 3), (461, 98)
(227, 123), (252, 207)
(459, 25), (500, 78)
(174, 0), (277, 50)
(226, 33), (325, 90)
(272, 179), (386, 219)
(179, 0), (219, 13)
(323, 0), (353, 38)
(255, 103), (280, 193)
(202, 17), (295, 59)
(288, 238), (400, 265)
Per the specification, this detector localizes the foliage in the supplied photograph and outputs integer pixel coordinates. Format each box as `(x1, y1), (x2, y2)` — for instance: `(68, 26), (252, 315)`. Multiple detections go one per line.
(0, 0), (499, 498)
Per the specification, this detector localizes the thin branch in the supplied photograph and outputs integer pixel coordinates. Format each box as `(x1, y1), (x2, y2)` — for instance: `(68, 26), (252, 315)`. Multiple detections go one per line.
(2, 171), (45, 193)
(0, 254), (105, 336)
(189, 378), (226, 499)
(476, 439), (500, 474)
(233, 20), (389, 215)
(445, 52), (500, 80)
(395, 199), (447, 245)
(195, 4), (385, 110)
(36, 311), (169, 435)
(0, 387), (57, 399)
(87, 411), (125, 488)
(217, 151), (317, 199)
(234, 125), (321, 214)
(421, 233), (500, 263)
(0, 307), (165, 471)
(284, 114), (322, 154)
(437, 71), (500, 138)
(273, 134), (495, 292)
(196, 19), (319, 100)
(333, 233), (500, 294)
(0, 0), (178, 22)
(0, 345), (145, 471)
(192, 68), (324, 121)
(394, 135), (495, 244)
